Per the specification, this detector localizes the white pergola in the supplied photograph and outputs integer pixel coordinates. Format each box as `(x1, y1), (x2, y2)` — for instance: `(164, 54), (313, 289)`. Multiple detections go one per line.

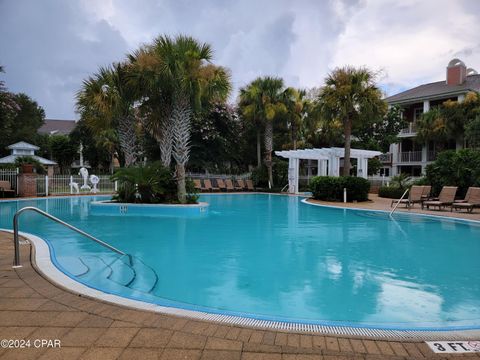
(275, 147), (382, 194)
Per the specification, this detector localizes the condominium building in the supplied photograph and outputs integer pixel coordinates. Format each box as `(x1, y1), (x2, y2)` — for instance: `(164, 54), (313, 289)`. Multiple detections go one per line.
(381, 59), (480, 177)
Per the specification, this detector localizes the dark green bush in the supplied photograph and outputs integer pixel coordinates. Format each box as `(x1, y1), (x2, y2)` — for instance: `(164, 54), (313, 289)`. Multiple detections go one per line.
(251, 158), (288, 188)
(378, 186), (405, 199)
(425, 149), (480, 198)
(309, 176), (370, 202)
(111, 162), (184, 204)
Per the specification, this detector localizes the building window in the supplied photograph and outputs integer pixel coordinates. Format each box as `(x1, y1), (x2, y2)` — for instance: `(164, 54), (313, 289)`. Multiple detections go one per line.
(414, 108), (423, 122)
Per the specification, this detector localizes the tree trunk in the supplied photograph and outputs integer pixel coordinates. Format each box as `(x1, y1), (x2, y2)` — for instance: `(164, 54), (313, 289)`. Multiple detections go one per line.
(264, 121), (273, 187)
(118, 115), (137, 167)
(343, 119), (352, 176)
(171, 95), (192, 203)
(256, 130), (262, 168)
(176, 164), (186, 203)
(159, 118), (173, 167)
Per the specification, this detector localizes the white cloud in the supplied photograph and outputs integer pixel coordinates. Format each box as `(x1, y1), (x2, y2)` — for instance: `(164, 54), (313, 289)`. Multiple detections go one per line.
(330, 0), (480, 95)
(1, 0), (479, 118)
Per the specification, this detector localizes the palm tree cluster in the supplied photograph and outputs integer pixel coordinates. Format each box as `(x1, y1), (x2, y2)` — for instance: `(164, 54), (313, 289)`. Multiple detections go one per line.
(238, 67), (388, 182)
(76, 35), (231, 203)
(77, 33), (395, 199)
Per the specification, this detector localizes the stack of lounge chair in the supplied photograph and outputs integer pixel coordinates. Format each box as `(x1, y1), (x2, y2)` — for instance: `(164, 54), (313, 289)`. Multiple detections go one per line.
(191, 178), (255, 192)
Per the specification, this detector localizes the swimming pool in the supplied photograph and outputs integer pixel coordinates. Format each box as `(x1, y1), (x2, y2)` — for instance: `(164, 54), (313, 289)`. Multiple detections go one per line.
(1, 194), (480, 331)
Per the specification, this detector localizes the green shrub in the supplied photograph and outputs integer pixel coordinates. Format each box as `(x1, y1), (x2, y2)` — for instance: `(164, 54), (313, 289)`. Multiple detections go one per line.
(425, 149), (480, 198)
(14, 156), (45, 174)
(251, 157), (288, 188)
(378, 186), (405, 199)
(111, 162), (179, 204)
(309, 176), (370, 202)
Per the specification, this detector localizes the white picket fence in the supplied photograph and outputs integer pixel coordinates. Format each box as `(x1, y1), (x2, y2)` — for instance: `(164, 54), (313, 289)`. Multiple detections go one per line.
(36, 175), (117, 196)
(0, 169), (19, 195)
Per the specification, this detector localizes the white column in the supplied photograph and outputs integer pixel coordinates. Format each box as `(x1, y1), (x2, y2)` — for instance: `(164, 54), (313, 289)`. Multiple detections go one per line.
(362, 158), (369, 179)
(423, 100), (430, 113)
(293, 159), (300, 194)
(317, 159), (322, 176)
(288, 158), (295, 193)
(356, 157), (362, 177)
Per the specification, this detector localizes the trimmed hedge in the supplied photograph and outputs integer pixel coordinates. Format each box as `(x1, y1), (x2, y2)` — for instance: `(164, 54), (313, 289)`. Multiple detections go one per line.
(309, 176), (370, 202)
(378, 186), (405, 199)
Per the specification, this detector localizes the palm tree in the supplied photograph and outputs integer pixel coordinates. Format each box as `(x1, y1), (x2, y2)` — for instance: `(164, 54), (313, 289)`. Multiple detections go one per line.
(282, 87), (309, 150)
(239, 77), (286, 186)
(144, 35), (231, 203)
(239, 83), (263, 168)
(318, 66), (386, 176)
(76, 63), (138, 166)
(126, 47), (175, 167)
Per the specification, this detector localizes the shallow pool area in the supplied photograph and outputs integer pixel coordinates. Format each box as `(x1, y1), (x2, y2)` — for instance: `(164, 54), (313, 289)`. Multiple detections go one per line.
(1, 194), (480, 331)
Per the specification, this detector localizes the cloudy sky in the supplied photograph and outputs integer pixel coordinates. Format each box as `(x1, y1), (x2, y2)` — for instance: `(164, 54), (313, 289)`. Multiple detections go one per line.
(1, 0), (480, 119)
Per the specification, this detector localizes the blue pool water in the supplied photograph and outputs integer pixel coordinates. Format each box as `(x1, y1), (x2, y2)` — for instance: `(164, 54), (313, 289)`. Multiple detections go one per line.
(1, 194), (480, 330)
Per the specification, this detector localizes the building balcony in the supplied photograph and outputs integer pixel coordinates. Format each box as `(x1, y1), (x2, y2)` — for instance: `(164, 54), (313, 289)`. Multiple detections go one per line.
(378, 153), (392, 163)
(399, 151), (422, 162)
(398, 123), (417, 137)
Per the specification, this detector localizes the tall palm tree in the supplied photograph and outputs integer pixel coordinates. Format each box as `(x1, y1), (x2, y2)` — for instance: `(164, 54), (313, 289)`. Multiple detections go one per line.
(318, 66), (386, 176)
(239, 83), (263, 168)
(282, 87), (309, 150)
(126, 47), (174, 167)
(76, 63), (138, 166)
(240, 77), (285, 186)
(144, 35), (231, 203)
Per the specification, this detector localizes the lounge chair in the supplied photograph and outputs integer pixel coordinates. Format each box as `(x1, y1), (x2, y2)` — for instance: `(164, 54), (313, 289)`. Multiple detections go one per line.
(451, 187), (480, 213)
(421, 185), (432, 201)
(235, 179), (246, 191)
(390, 185), (424, 208)
(216, 179), (227, 192)
(422, 186), (457, 210)
(225, 179), (235, 191)
(193, 179), (202, 191)
(453, 187), (472, 203)
(0, 181), (15, 198)
(204, 179), (218, 192)
(246, 180), (255, 191)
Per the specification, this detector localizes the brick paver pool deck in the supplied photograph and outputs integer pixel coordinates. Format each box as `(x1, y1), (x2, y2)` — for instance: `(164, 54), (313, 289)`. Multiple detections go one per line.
(0, 194), (479, 359)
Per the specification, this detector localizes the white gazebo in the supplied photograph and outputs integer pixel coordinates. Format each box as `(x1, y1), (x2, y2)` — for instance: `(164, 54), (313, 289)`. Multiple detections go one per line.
(275, 147), (382, 194)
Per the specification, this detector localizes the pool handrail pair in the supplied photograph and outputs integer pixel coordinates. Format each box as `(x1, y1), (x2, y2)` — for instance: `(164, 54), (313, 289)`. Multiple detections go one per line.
(12, 206), (126, 268)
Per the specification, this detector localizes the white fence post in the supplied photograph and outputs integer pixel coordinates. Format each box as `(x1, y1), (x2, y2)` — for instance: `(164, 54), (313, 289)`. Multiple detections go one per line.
(45, 176), (49, 197)
(114, 181), (118, 192)
(70, 176), (73, 195)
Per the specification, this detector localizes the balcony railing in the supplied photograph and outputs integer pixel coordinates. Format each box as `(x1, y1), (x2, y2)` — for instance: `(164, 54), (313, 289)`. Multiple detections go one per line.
(399, 122), (417, 136)
(400, 151), (422, 162)
(378, 153), (392, 163)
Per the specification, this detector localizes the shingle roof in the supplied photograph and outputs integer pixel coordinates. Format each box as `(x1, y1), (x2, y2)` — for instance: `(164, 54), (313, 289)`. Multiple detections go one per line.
(38, 119), (77, 135)
(385, 74), (480, 104)
(6, 141), (40, 150)
(0, 154), (56, 165)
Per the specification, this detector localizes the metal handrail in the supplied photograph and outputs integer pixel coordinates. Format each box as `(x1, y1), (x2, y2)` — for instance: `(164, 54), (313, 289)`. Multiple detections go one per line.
(280, 184), (289, 193)
(389, 188), (409, 216)
(13, 206), (125, 268)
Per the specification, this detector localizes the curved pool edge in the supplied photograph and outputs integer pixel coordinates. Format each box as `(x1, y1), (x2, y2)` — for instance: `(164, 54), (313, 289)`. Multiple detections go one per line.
(4, 228), (480, 340)
(301, 198), (480, 224)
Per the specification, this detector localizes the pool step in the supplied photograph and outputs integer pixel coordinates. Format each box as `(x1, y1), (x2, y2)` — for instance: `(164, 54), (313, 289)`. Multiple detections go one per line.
(126, 257), (159, 293)
(73, 254), (159, 296)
